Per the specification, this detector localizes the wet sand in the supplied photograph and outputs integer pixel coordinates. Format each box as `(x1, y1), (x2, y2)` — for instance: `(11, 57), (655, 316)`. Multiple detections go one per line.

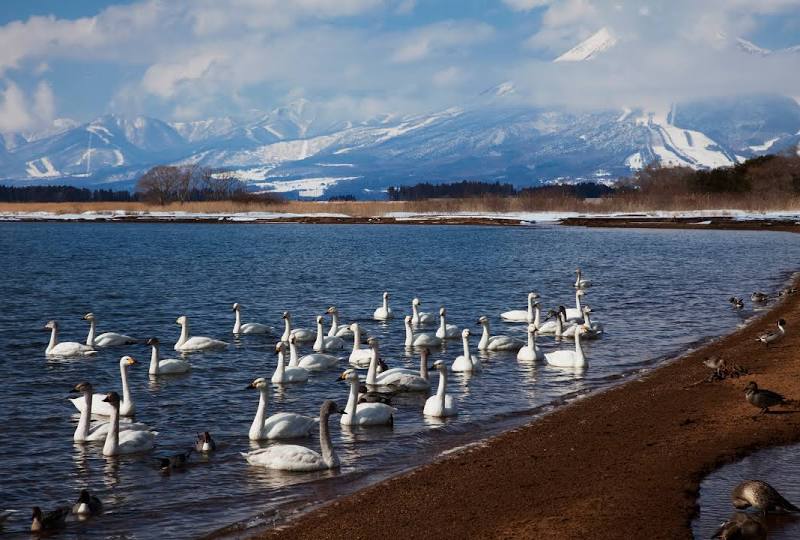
(253, 221), (800, 540)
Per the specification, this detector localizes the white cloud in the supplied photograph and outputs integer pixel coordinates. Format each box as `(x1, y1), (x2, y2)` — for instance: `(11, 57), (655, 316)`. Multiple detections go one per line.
(395, 0), (416, 15)
(0, 79), (55, 132)
(142, 53), (227, 98)
(391, 20), (494, 63)
(502, 0), (552, 12)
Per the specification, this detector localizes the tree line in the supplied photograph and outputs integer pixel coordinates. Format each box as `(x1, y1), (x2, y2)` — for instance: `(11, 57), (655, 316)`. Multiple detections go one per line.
(0, 185), (137, 203)
(387, 179), (615, 201)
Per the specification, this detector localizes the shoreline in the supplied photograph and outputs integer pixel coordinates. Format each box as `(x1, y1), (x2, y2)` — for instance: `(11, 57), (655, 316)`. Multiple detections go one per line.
(246, 223), (800, 539)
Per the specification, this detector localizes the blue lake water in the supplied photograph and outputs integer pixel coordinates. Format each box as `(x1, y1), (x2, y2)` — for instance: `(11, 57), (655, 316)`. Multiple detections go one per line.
(0, 222), (798, 539)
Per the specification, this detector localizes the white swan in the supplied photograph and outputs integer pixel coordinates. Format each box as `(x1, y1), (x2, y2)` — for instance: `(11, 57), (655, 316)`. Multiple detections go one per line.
(246, 378), (318, 440)
(326, 306), (354, 338)
(349, 322), (372, 368)
(272, 342), (309, 383)
(451, 329), (481, 372)
(174, 315), (227, 352)
(242, 400), (343, 471)
(101, 391), (156, 456)
(280, 311), (315, 343)
(516, 324), (544, 362)
(364, 340), (429, 391)
(83, 313), (137, 347)
(69, 356), (138, 416)
(313, 316), (345, 352)
(477, 316), (524, 351)
(232, 303), (274, 335)
(537, 307), (565, 336)
(574, 267), (591, 289)
(44, 320), (97, 357)
(436, 307), (460, 339)
(71, 382), (150, 442)
(500, 292), (541, 324)
(424, 361), (458, 417)
(146, 338), (190, 375)
(560, 306), (603, 339)
(411, 298), (436, 326)
(404, 315), (442, 348)
(339, 369), (396, 426)
(373, 291), (394, 321)
(563, 290), (587, 322)
(545, 327), (587, 368)
(288, 334), (339, 371)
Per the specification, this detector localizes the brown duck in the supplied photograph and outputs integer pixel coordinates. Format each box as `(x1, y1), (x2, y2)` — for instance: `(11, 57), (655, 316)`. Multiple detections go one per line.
(732, 479), (800, 514)
(744, 381), (788, 413)
(712, 512), (767, 539)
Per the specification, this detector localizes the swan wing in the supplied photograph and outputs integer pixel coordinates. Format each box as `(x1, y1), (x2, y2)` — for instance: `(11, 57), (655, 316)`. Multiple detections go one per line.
(243, 445), (323, 471)
(487, 336), (523, 351)
(50, 342), (96, 357)
(94, 332), (137, 347)
(241, 323), (274, 335)
(500, 310), (529, 322)
(116, 431), (156, 454)
(412, 333), (441, 347)
(352, 402), (395, 425)
(158, 359), (191, 374)
(545, 350), (578, 367)
(264, 413), (317, 439)
(179, 336), (228, 351)
(298, 354), (339, 371)
(290, 329), (316, 342)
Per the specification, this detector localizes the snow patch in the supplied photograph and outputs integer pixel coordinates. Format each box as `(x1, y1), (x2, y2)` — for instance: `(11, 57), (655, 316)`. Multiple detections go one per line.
(625, 152), (644, 170)
(25, 157), (60, 178)
(554, 27), (617, 62)
(254, 176), (361, 198)
(748, 137), (779, 152)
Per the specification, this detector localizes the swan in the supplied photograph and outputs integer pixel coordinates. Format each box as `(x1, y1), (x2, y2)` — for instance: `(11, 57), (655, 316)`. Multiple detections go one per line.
(537, 307), (567, 336)
(424, 361), (458, 417)
(560, 307), (603, 339)
(288, 334), (339, 371)
(517, 324), (543, 362)
(373, 347), (430, 381)
(272, 342), (309, 383)
(451, 329), (481, 372)
(563, 290), (587, 322)
(71, 381), (150, 442)
(411, 298), (436, 326)
(83, 313), (137, 347)
(232, 303), (274, 335)
(574, 267), (591, 289)
(404, 315), (442, 348)
(147, 338), (190, 375)
(339, 369), (396, 426)
(349, 322), (372, 368)
(69, 356), (138, 416)
(101, 391), (156, 456)
(246, 378), (318, 439)
(313, 316), (345, 352)
(326, 306), (354, 338)
(174, 315), (227, 352)
(545, 327), (587, 368)
(280, 311), (315, 343)
(44, 320), (97, 357)
(477, 316), (524, 351)
(436, 307), (460, 339)
(373, 291), (394, 321)
(500, 292), (541, 324)
(364, 340), (429, 391)
(242, 400), (343, 471)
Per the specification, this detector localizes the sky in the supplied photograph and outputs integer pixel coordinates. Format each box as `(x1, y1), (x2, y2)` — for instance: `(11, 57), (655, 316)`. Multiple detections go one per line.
(0, 0), (799, 133)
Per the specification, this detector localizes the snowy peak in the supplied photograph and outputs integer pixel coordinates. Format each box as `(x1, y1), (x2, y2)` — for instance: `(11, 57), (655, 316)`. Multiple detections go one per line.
(554, 27), (617, 63)
(480, 81), (516, 98)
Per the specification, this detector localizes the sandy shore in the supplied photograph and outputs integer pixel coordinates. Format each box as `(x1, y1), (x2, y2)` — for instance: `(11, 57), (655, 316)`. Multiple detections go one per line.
(251, 222), (800, 540)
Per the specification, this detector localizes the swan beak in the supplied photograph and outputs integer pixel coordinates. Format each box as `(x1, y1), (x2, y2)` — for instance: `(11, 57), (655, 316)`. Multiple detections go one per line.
(335, 373), (346, 381)
(245, 383), (255, 390)
(127, 358), (138, 365)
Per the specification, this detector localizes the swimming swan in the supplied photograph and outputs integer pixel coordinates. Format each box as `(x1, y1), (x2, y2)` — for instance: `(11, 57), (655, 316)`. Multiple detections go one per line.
(451, 329), (481, 372)
(339, 369), (396, 426)
(404, 315), (442, 348)
(174, 315), (228, 352)
(477, 316), (524, 351)
(83, 313), (137, 347)
(411, 298), (436, 326)
(424, 360), (458, 417)
(574, 268), (591, 289)
(272, 342), (309, 383)
(101, 391), (156, 456)
(288, 334), (339, 371)
(500, 292), (541, 324)
(537, 307), (567, 336)
(349, 323), (372, 368)
(44, 320), (97, 357)
(326, 306), (354, 338)
(436, 307), (460, 339)
(69, 356), (138, 416)
(232, 303), (274, 335)
(246, 378), (318, 440)
(545, 327), (587, 368)
(516, 324), (543, 362)
(242, 400), (343, 471)
(280, 311), (315, 343)
(373, 291), (394, 321)
(313, 316), (345, 352)
(560, 307), (603, 339)
(563, 290), (587, 322)
(70, 381), (150, 442)
(364, 340), (429, 391)
(146, 338), (190, 375)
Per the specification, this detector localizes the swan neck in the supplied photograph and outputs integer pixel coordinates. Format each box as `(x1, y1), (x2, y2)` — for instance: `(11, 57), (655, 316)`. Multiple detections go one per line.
(420, 355), (429, 380)
(366, 347), (379, 384)
(462, 335), (471, 362)
(478, 322), (489, 349)
(533, 305), (540, 328)
(103, 404), (120, 455)
(345, 378), (358, 416)
(436, 369), (447, 399)
(319, 410), (338, 469)
(274, 350), (286, 378)
(439, 313), (446, 331)
(75, 390), (92, 441)
(556, 314), (563, 336)
(47, 326), (58, 352)
(250, 388), (268, 438)
(575, 331), (585, 366)
(148, 344), (160, 375)
(412, 303), (419, 323)
(120, 363), (132, 406)
(352, 325), (361, 351)
(282, 318), (291, 341)
(178, 320), (189, 346)
(288, 341), (299, 367)
(86, 319), (96, 347)
(383, 296), (389, 311)
(328, 312), (339, 337)
(233, 310), (242, 333)
(575, 292), (582, 311)
(527, 329), (535, 349)
(313, 321), (324, 349)
(404, 321), (413, 347)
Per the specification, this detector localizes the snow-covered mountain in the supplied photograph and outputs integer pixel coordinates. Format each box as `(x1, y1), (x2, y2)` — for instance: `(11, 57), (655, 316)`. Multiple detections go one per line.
(554, 27), (617, 62)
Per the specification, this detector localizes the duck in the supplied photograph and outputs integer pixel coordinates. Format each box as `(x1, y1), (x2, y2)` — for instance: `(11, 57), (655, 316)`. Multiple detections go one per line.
(146, 338), (190, 375)
(72, 489), (102, 516)
(288, 335), (339, 371)
(174, 315), (227, 352)
(404, 315), (442, 348)
(424, 360), (458, 418)
(477, 316), (523, 351)
(744, 381), (788, 414)
(246, 377), (318, 440)
(71, 381), (150, 442)
(280, 311), (315, 343)
(436, 307), (460, 339)
(158, 449), (193, 473)
(69, 356), (138, 416)
(373, 291), (394, 321)
(564, 290), (587, 322)
(30, 506), (70, 533)
(712, 512), (767, 539)
(44, 320), (97, 357)
(574, 267), (591, 289)
(83, 312), (137, 348)
(732, 479), (800, 514)
(516, 324), (543, 362)
(195, 432), (216, 452)
(451, 329), (481, 372)
(271, 342), (309, 383)
(348, 322), (373, 368)
(313, 316), (345, 352)
(756, 319), (786, 345)
(365, 340), (429, 391)
(729, 296), (745, 309)
(500, 292), (541, 324)
(326, 306), (354, 338)
(545, 327), (587, 369)
(231, 303), (274, 335)
(101, 392), (157, 456)
(339, 369), (396, 426)
(411, 297), (436, 326)
(242, 400), (343, 471)
(751, 292), (770, 303)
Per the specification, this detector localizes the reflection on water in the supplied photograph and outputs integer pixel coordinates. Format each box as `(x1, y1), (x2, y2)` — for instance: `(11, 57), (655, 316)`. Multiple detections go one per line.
(0, 223), (799, 539)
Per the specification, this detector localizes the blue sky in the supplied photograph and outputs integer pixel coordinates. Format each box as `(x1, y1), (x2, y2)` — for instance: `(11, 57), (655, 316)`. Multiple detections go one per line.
(1, 0), (799, 133)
